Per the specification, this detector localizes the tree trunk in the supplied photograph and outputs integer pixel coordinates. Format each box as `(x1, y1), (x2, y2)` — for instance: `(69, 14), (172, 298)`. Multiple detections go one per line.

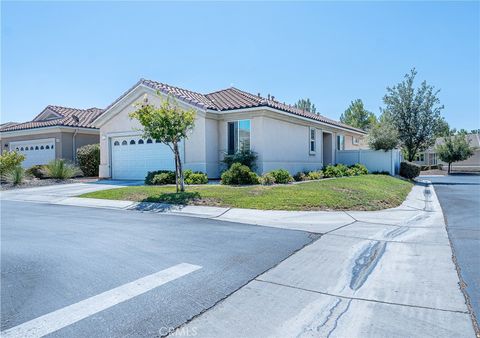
(173, 142), (185, 192)
(448, 162), (451, 175)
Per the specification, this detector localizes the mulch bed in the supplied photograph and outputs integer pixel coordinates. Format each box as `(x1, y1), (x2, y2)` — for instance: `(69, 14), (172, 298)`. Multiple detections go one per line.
(0, 177), (99, 191)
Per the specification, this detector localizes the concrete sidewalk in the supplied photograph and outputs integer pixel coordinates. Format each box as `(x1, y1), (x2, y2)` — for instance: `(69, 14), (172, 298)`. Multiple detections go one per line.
(174, 184), (476, 337)
(0, 181), (438, 234)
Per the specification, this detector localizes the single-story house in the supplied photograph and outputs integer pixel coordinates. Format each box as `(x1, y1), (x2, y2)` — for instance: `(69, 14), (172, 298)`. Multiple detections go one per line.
(93, 79), (367, 180)
(0, 105), (103, 168)
(415, 133), (480, 170)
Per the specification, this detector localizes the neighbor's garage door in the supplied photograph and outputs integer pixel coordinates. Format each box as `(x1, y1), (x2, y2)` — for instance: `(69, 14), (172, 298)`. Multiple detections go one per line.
(111, 136), (183, 180)
(10, 139), (56, 168)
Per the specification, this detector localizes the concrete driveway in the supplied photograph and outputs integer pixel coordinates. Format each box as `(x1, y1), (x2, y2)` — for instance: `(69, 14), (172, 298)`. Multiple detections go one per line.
(421, 174), (480, 332)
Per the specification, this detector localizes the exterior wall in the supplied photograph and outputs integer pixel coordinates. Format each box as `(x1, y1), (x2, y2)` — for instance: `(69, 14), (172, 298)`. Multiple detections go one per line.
(439, 150), (480, 169)
(98, 89), (209, 178)
(1, 132), (63, 159)
(61, 132), (99, 161)
(216, 110), (365, 174)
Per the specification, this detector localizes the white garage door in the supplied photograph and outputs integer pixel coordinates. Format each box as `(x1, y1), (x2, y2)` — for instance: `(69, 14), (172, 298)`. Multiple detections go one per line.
(10, 139), (56, 168)
(111, 136), (183, 180)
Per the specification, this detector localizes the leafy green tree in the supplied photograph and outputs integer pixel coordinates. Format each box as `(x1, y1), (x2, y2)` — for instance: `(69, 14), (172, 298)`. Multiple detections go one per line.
(435, 117), (450, 137)
(294, 98), (317, 114)
(130, 94), (196, 192)
(436, 131), (475, 174)
(367, 112), (399, 151)
(340, 99), (377, 131)
(470, 129), (480, 134)
(383, 68), (444, 162)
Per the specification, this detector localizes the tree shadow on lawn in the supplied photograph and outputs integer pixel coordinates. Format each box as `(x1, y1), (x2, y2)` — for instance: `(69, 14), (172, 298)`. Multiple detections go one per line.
(142, 191), (202, 204)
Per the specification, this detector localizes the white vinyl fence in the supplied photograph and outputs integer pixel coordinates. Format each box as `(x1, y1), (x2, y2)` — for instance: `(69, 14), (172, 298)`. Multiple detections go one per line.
(336, 149), (401, 175)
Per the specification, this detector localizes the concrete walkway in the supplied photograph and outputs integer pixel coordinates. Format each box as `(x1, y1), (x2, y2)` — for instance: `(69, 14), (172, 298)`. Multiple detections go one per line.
(174, 183), (476, 337)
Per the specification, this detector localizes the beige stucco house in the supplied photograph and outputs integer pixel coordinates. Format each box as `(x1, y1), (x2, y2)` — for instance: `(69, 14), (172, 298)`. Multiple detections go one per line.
(94, 79), (366, 180)
(0, 105), (102, 168)
(415, 133), (480, 171)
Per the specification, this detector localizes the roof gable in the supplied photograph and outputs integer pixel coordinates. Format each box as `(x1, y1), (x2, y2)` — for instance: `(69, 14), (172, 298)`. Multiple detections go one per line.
(0, 106), (104, 133)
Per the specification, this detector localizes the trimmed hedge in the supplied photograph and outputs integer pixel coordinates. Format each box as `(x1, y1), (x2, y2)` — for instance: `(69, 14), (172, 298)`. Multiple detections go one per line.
(184, 170), (208, 185)
(260, 172), (276, 185)
(77, 144), (100, 177)
(221, 163), (259, 185)
(268, 169), (293, 184)
(400, 161), (421, 179)
(145, 169), (208, 185)
(145, 170), (176, 185)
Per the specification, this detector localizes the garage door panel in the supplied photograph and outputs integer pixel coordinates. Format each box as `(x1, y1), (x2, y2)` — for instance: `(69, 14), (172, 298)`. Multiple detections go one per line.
(111, 137), (183, 180)
(10, 139), (56, 168)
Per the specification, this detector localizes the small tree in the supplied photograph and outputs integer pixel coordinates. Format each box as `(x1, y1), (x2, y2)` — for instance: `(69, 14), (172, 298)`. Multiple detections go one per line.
(436, 132), (475, 174)
(340, 99), (377, 131)
(367, 112), (399, 151)
(383, 68), (444, 161)
(130, 94), (196, 192)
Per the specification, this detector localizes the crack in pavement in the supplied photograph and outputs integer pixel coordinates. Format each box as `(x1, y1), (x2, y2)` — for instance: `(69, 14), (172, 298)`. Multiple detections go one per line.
(254, 279), (470, 315)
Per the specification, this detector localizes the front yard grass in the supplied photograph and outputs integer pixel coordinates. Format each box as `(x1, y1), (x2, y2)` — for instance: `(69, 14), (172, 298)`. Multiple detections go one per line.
(80, 175), (413, 211)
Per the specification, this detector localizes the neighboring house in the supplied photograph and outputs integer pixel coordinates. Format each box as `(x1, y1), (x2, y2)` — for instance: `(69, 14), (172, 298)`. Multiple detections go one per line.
(414, 133), (480, 170)
(94, 79), (366, 180)
(0, 105), (103, 168)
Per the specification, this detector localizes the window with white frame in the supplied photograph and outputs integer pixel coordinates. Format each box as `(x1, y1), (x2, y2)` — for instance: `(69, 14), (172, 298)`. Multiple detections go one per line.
(352, 137), (359, 145)
(337, 134), (345, 150)
(228, 120), (251, 154)
(309, 127), (316, 154)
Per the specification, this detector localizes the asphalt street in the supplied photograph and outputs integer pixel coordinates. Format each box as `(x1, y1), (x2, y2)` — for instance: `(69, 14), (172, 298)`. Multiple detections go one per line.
(0, 201), (315, 337)
(422, 174), (480, 331)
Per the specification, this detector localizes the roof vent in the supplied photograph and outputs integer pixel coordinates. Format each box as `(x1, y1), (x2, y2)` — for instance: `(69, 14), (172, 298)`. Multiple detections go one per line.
(72, 115), (80, 123)
(257, 93), (261, 97)
(271, 96), (275, 101)
(267, 94), (271, 100)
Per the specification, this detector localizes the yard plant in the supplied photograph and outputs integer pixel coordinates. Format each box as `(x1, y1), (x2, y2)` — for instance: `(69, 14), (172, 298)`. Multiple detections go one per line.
(0, 151), (25, 180)
(77, 144), (100, 177)
(130, 94), (196, 192)
(435, 132), (475, 174)
(43, 159), (82, 179)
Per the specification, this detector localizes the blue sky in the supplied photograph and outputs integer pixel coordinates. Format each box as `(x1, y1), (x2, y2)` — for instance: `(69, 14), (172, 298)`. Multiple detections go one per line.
(2, 1), (479, 130)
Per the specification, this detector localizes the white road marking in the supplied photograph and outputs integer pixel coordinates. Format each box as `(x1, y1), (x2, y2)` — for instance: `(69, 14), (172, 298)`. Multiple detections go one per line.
(1, 263), (202, 338)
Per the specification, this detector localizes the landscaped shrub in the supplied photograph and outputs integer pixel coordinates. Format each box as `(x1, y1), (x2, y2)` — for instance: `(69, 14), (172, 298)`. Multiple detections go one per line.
(151, 172), (175, 185)
(0, 151), (25, 179)
(293, 171), (308, 182)
(400, 161), (421, 179)
(348, 163), (369, 176)
(307, 170), (324, 180)
(5, 166), (25, 185)
(184, 169), (208, 185)
(26, 165), (48, 179)
(221, 162), (259, 185)
(269, 169), (293, 184)
(77, 144), (100, 176)
(323, 164), (349, 178)
(260, 173), (276, 185)
(43, 159), (82, 179)
(145, 170), (176, 185)
(222, 150), (258, 170)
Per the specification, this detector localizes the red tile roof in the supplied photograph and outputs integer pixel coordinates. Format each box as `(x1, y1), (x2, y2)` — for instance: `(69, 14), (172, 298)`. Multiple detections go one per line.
(136, 79), (365, 134)
(0, 105), (103, 132)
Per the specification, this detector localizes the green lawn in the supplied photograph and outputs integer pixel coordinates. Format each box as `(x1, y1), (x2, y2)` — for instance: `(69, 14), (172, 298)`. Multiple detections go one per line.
(80, 175), (413, 211)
